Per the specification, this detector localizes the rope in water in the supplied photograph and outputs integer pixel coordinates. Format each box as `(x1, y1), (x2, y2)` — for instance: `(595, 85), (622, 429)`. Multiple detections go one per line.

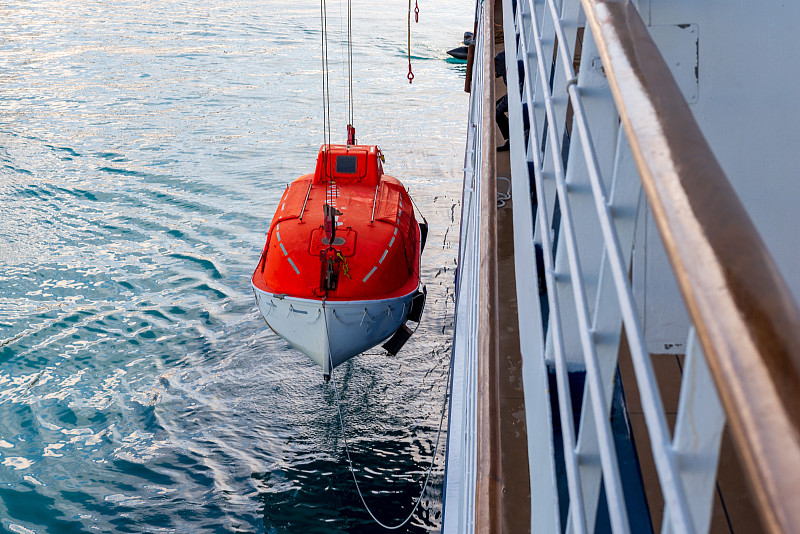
(322, 302), (452, 530)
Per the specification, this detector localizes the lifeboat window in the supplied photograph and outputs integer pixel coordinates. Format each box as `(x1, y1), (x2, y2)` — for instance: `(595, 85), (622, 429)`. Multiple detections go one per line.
(335, 155), (358, 174)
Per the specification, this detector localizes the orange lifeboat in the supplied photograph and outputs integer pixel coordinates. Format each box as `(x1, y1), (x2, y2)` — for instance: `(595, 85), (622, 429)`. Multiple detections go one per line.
(252, 143), (426, 378)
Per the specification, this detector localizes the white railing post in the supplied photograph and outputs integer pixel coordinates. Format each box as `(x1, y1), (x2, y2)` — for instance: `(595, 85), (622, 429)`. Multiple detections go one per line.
(501, 1), (561, 532)
(662, 329), (725, 534)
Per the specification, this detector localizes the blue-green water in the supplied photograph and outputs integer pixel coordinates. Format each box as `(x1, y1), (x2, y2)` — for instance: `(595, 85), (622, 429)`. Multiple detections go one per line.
(0, 1), (470, 532)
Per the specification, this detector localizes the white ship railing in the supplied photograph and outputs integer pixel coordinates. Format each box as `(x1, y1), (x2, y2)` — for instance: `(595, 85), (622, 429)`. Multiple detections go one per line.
(500, 0), (800, 533)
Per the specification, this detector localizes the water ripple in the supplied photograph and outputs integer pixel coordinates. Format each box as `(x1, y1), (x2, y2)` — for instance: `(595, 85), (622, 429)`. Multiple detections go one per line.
(0, 0), (468, 531)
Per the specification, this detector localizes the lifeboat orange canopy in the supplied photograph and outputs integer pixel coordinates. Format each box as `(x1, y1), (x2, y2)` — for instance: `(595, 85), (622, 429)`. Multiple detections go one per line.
(252, 144), (421, 301)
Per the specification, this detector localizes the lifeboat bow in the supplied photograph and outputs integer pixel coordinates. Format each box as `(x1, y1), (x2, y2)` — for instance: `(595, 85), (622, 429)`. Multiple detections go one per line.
(252, 143), (427, 378)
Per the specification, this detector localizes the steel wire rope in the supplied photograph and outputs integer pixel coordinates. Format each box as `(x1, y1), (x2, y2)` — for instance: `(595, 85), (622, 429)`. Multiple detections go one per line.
(336, 0), (354, 130)
(320, 0), (334, 209)
(347, 0), (354, 127)
(407, 192), (429, 228)
(322, 300), (452, 530)
(337, 0), (347, 123)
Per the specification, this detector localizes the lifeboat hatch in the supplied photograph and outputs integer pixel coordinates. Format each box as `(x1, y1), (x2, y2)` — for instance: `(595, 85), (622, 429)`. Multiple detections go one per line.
(309, 227), (357, 256)
(315, 145), (379, 184)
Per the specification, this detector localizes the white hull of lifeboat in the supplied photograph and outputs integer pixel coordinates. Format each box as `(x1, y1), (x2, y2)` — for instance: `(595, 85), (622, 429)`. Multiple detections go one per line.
(252, 285), (417, 375)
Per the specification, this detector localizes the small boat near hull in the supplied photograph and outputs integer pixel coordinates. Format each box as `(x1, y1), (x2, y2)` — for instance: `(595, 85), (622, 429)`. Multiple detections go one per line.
(446, 46), (469, 60)
(253, 287), (418, 375)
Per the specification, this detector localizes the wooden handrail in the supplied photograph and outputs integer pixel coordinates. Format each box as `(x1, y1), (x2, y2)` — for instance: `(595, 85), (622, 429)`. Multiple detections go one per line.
(581, 1), (800, 532)
(475, 0), (502, 532)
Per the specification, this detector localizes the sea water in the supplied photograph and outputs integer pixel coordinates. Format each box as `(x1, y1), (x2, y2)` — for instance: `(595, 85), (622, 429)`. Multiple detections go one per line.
(0, 1), (471, 532)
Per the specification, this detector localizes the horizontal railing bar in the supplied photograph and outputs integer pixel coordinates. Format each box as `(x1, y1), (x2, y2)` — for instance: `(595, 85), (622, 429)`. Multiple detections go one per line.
(526, 1), (631, 531)
(581, 1), (800, 532)
(543, 0), (694, 530)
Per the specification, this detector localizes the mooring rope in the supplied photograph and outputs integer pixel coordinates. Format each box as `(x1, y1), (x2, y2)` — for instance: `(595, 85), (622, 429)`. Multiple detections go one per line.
(322, 301), (452, 530)
(407, 190), (429, 227)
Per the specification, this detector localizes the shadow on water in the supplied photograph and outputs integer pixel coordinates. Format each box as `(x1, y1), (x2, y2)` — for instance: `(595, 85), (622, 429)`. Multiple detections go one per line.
(253, 437), (443, 534)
